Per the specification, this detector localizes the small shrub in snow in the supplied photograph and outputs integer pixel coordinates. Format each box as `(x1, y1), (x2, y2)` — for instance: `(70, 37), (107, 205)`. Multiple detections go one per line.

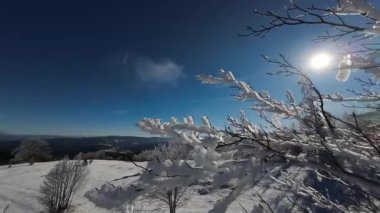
(39, 157), (88, 213)
(148, 185), (189, 213)
(132, 149), (157, 162)
(132, 142), (190, 162)
(152, 142), (190, 163)
(83, 159), (88, 166)
(197, 187), (209, 195)
(143, 142), (189, 213)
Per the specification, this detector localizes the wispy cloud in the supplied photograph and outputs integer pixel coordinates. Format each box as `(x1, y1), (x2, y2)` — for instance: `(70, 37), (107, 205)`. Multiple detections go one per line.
(134, 57), (184, 85)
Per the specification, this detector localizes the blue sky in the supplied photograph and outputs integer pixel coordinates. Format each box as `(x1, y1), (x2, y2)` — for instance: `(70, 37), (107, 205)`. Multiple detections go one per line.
(0, 0), (375, 136)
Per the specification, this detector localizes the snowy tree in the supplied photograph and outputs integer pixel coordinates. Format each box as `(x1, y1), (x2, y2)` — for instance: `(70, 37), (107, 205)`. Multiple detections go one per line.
(39, 157), (88, 213)
(92, 1), (380, 212)
(148, 181), (189, 213)
(151, 142), (190, 163)
(11, 138), (52, 165)
(141, 142), (190, 213)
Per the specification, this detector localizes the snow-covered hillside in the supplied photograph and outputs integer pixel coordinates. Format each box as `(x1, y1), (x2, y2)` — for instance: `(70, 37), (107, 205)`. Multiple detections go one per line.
(0, 160), (259, 213)
(0, 160), (143, 213)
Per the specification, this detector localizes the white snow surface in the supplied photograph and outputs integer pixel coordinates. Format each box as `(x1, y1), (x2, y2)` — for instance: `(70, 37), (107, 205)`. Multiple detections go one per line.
(0, 160), (143, 213)
(0, 160), (268, 213)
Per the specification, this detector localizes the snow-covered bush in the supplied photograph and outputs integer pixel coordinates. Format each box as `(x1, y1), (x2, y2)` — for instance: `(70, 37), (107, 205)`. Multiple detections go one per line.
(152, 142), (190, 163)
(104, 1), (380, 212)
(141, 142), (191, 213)
(148, 184), (189, 213)
(132, 149), (157, 162)
(132, 142), (190, 162)
(39, 157), (88, 213)
(11, 138), (52, 165)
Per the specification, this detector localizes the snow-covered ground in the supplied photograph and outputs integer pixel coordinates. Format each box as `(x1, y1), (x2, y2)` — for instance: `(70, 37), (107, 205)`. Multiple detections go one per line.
(0, 160), (144, 213)
(0, 160), (260, 213)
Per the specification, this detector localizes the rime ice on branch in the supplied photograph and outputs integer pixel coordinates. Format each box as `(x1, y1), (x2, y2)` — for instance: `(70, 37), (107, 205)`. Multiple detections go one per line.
(130, 1), (380, 212)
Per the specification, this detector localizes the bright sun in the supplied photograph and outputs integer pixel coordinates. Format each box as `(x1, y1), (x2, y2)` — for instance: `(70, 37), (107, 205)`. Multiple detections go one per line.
(310, 52), (332, 70)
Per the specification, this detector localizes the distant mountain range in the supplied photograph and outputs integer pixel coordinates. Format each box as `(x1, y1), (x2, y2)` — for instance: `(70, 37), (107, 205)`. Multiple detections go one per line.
(0, 134), (167, 165)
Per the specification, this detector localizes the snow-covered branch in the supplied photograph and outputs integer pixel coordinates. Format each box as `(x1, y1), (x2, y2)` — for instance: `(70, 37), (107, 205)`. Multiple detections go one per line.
(114, 1), (380, 212)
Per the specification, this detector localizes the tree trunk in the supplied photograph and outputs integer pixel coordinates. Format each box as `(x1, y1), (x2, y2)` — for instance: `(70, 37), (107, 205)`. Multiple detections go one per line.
(170, 206), (176, 213)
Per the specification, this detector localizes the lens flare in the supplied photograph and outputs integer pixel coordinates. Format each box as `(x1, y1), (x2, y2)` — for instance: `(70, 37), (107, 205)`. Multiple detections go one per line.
(310, 53), (332, 70)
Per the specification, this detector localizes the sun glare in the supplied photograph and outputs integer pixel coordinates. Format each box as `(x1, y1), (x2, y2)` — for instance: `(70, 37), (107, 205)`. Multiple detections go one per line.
(310, 52), (332, 70)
